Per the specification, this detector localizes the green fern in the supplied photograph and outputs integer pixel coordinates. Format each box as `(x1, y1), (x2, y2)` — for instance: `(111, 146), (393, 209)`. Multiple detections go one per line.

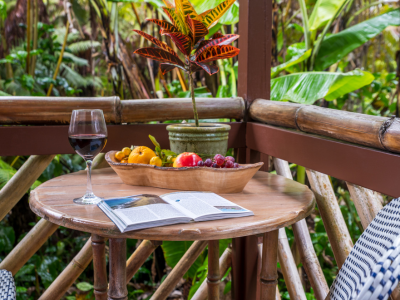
(60, 52), (89, 67)
(68, 41), (101, 54)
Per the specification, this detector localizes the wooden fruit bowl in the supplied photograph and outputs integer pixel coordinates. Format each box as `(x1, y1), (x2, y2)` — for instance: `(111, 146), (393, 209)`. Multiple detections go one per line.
(105, 151), (264, 193)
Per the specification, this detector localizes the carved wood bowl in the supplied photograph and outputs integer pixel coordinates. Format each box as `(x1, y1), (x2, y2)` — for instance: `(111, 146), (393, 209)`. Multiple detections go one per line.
(105, 151), (264, 193)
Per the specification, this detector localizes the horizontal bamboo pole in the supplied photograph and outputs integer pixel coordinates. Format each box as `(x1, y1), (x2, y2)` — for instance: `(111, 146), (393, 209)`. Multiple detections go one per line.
(0, 96), (245, 125)
(121, 98), (245, 122)
(0, 96), (120, 124)
(150, 241), (208, 300)
(0, 154), (55, 222)
(39, 237), (93, 300)
(126, 240), (161, 282)
(191, 247), (232, 300)
(0, 219), (58, 275)
(273, 158), (329, 300)
(250, 99), (400, 154)
(306, 169), (353, 269)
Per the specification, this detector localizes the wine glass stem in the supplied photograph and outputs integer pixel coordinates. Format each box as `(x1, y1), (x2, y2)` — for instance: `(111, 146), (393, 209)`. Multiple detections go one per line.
(86, 159), (94, 196)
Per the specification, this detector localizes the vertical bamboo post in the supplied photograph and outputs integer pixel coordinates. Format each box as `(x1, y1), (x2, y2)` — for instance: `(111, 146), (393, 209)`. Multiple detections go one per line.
(306, 169), (353, 269)
(277, 228), (307, 300)
(39, 238), (93, 300)
(150, 241), (207, 300)
(126, 240), (161, 282)
(260, 230), (279, 300)
(0, 154), (55, 222)
(191, 247), (232, 300)
(257, 244), (282, 300)
(0, 219), (58, 275)
(109, 238), (128, 300)
(274, 158), (329, 300)
(207, 240), (220, 300)
(92, 234), (108, 300)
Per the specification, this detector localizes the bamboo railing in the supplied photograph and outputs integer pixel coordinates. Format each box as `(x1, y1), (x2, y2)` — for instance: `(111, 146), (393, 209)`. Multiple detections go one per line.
(0, 96), (245, 124)
(2, 96), (400, 299)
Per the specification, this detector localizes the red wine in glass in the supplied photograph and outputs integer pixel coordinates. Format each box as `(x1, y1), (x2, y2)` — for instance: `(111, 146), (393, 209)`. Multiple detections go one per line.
(68, 110), (108, 205)
(68, 134), (108, 160)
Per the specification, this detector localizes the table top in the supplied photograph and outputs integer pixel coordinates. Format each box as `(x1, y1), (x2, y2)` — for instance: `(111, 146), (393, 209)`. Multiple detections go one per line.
(30, 168), (315, 241)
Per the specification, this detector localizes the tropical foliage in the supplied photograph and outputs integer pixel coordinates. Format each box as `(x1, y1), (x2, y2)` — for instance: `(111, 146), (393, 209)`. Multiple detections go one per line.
(0, 0), (399, 299)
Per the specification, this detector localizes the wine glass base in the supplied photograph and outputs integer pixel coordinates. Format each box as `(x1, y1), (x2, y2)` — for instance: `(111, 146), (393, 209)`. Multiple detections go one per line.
(73, 193), (103, 205)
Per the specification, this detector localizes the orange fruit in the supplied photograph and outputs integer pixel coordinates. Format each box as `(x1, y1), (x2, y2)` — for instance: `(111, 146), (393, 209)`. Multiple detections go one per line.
(122, 147), (131, 156)
(115, 151), (125, 161)
(128, 146), (156, 164)
(120, 158), (129, 163)
(149, 156), (162, 167)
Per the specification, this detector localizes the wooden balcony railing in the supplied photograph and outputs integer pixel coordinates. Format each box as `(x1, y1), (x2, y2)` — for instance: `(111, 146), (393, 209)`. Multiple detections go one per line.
(1, 95), (400, 300)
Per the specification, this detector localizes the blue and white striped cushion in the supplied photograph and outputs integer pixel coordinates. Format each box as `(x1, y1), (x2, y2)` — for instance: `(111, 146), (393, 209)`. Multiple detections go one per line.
(330, 197), (400, 300)
(0, 270), (16, 300)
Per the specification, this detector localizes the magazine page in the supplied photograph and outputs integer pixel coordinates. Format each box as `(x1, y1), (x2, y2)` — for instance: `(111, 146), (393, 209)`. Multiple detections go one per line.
(161, 192), (254, 221)
(98, 194), (192, 232)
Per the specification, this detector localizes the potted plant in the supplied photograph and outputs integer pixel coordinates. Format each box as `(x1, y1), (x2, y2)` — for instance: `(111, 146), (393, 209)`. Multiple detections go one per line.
(133, 0), (239, 157)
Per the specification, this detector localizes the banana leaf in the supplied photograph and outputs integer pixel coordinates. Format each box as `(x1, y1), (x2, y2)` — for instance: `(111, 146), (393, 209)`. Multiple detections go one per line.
(161, 241), (205, 278)
(309, 0), (346, 31)
(271, 49), (311, 78)
(315, 8), (400, 71)
(0, 90), (10, 96)
(270, 70), (374, 104)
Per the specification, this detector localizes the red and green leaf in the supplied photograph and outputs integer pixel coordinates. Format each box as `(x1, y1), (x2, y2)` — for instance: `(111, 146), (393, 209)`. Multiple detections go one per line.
(181, 0), (198, 19)
(212, 32), (224, 39)
(194, 34), (239, 59)
(195, 45), (240, 63)
(133, 30), (176, 55)
(194, 61), (219, 75)
(163, 31), (192, 56)
(202, 0), (236, 28)
(186, 15), (209, 45)
(134, 47), (185, 67)
(160, 63), (186, 75)
(197, 9), (212, 21)
(162, 0), (174, 8)
(163, 7), (187, 34)
(148, 19), (180, 33)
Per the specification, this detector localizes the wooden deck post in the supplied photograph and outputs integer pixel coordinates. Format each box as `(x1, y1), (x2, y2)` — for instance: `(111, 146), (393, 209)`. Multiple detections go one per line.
(235, 0), (273, 298)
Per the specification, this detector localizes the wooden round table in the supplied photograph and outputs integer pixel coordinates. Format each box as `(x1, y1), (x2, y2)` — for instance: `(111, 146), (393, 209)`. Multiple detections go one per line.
(30, 168), (315, 300)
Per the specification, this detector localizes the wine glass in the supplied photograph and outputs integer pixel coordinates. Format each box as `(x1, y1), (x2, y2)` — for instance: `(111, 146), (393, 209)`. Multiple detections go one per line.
(68, 109), (108, 205)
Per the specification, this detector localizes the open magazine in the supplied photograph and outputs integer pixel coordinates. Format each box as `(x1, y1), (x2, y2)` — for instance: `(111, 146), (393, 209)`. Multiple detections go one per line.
(97, 192), (254, 232)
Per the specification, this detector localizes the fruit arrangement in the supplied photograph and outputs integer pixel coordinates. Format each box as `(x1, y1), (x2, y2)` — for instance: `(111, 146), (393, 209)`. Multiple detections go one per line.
(114, 135), (240, 169)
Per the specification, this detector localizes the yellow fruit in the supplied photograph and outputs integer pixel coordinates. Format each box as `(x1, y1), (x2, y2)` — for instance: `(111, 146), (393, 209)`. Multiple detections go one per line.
(149, 156), (162, 167)
(115, 151), (125, 161)
(128, 146), (156, 164)
(122, 147), (131, 156)
(120, 158), (129, 163)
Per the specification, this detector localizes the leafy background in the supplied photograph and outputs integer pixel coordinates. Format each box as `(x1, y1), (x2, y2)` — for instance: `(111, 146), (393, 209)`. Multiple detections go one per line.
(0, 0), (399, 299)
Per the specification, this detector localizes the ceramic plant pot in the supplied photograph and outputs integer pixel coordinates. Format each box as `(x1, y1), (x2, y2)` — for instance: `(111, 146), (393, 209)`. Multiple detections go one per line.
(166, 123), (231, 157)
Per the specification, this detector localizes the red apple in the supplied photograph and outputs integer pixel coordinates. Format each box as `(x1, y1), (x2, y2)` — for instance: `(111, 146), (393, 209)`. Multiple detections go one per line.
(173, 152), (202, 168)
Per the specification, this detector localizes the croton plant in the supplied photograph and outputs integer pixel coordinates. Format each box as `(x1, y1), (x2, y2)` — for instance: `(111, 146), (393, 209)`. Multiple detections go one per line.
(133, 0), (240, 127)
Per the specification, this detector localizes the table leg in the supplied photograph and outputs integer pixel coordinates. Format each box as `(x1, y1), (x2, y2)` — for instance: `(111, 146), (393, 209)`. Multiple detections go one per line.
(109, 238), (128, 300)
(92, 234), (108, 300)
(260, 230), (279, 300)
(208, 240), (220, 300)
